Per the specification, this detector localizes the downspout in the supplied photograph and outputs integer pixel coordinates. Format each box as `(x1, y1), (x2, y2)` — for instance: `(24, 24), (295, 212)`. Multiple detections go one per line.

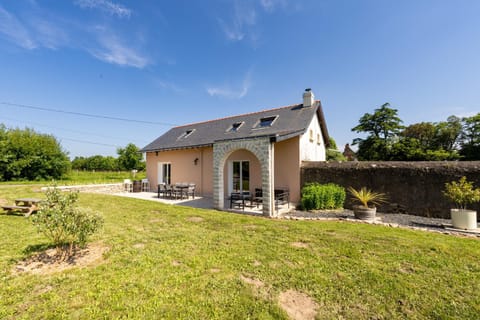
(271, 142), (275, 216)
(200, 148), (204, 196)
(270, 135), (277, 217)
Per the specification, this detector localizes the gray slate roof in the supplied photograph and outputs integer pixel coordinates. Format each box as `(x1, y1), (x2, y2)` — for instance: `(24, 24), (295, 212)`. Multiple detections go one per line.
(141, 101), (329, 152)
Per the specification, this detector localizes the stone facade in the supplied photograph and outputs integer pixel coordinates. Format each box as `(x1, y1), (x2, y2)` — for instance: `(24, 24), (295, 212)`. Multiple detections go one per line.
(213, 137), (277, 217)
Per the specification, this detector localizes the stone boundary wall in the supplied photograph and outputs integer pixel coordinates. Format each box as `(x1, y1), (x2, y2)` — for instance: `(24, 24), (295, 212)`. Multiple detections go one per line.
(301, 161), (480, 219)
(41, 183), (123, 194)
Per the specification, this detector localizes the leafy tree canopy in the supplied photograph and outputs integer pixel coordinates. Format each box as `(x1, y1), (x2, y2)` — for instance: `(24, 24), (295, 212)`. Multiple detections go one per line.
(72, 155), (118, 171)
(116, 143), (145, 171)
(351, 103), (404, 160)
(0, 125), (70, 181)
(350, 105), (469, 160)
(326, 137), (347, 161)
(352, 103), (404, 141)
(460, 113), (480, 160)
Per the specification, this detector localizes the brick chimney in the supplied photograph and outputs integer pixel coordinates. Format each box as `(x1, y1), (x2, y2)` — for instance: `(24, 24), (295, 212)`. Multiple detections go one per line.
(303, 88), (314, 107)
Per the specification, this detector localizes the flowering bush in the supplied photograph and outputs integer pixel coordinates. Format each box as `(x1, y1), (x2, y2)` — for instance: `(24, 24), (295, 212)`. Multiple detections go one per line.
(32, 186), (103, 256)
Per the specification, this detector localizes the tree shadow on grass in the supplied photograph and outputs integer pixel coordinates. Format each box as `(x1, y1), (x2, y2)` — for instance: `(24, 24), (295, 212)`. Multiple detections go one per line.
(22, 242), (56, 255)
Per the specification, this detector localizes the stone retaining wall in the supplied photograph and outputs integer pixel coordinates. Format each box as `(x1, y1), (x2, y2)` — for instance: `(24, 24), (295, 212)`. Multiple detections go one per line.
(41, 183), (123, 194)
(301, 161), (480, 219)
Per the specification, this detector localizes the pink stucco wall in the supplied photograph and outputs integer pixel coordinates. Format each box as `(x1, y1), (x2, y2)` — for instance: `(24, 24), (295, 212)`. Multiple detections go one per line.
(274, 137), (301, 203)
(145, 136), (303, 204)
(145, 147), (213, 196)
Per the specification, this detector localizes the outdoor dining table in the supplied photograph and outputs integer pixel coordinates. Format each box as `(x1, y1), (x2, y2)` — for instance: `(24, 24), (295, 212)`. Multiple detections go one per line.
(15, 198), (43, 207)
(173, 184), (189, 199)
(1, 198), (43, 217)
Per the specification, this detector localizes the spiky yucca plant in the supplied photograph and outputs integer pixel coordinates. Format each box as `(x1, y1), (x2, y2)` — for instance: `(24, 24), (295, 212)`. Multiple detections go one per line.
(348, 187), (387, 208)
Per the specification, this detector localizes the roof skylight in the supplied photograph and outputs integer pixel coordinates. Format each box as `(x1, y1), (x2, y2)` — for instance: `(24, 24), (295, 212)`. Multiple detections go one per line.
(256, 116), (278, 128)
(178, 129), (195, 139)
(228, 122), (244, 132)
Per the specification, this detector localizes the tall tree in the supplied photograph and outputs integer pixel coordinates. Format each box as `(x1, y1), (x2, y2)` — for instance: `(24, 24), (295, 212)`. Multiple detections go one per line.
(460, 113), (480, 160)
(435, 115), (462, 151)
(351, 103), (404, 160)
(116, 143), (145, 171)
(399, 118), (461, 160)
(401, 122), (436, 149)
(352, 103), (404, 142)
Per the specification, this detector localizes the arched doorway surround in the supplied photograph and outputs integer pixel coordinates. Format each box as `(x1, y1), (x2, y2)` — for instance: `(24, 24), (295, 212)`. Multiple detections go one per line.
(213, 137), (276, 217)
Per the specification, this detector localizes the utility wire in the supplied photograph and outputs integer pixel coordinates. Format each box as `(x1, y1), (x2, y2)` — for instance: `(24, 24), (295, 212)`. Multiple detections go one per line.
(0, 101), (178, 126)
(1, 120), (141, 149)
(0, 115), (149, 144)
(59, 137), (122, 148)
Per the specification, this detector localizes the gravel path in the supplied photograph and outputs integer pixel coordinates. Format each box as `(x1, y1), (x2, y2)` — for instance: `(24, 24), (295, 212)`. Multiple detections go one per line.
(285, 210), (480, 238)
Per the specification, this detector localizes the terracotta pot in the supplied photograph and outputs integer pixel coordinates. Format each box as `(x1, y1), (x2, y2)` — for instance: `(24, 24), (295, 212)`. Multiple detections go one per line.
(353, 205), (376, 221)
(451, 209), (478, 230)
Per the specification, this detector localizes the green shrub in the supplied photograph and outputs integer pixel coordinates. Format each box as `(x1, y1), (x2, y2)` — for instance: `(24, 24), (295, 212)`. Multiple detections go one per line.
(443, 176), (480, 209)
(32, 186), (103, 256)
(301, 183), (346, 210)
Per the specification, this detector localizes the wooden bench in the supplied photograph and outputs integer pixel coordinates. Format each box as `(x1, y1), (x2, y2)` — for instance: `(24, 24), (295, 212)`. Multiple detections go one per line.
(1, 205), (35, 216)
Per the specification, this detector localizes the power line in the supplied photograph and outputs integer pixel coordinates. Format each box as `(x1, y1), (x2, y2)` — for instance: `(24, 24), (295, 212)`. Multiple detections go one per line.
(59, 137), (121, 148)
(1, 122), (135, 149)
(0, 115), (150, 144)
(0, 101), (178, 126)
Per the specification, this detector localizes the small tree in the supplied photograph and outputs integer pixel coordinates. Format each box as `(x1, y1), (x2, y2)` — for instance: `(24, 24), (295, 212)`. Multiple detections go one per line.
(32, 186), (103, 257)
(117, 143), (145, 171)
(443, 176), (480, 210)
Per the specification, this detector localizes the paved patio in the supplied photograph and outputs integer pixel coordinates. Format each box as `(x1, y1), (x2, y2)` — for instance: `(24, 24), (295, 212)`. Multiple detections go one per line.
(111, 191), (291, 216)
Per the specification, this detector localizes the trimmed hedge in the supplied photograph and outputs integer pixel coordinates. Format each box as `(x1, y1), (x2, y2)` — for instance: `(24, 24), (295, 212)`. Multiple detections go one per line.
(301, 183), (346, 210)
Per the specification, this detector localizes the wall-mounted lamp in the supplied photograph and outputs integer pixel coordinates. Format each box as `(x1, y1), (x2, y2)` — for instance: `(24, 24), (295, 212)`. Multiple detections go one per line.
(194, 158), (199, 165)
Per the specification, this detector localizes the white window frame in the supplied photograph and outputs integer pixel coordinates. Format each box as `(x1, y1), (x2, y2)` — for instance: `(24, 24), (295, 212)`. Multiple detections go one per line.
(157, 162), (171, 185)
(228, 160), (250, 195)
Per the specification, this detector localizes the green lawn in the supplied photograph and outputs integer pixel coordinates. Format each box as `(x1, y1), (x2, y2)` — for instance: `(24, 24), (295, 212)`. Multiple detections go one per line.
(1, 184), (479, 319)
(0, 170), (146, 186)
(59, 170), (146, 185)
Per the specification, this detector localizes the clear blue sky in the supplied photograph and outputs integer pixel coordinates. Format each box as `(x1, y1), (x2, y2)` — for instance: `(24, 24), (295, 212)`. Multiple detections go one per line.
(1, 0), (479, 158)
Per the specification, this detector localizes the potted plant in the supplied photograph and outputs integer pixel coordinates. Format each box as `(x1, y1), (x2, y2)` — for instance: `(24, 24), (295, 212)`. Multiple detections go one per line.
(443, 176), (480, 230)
(348, 187), (387, 221)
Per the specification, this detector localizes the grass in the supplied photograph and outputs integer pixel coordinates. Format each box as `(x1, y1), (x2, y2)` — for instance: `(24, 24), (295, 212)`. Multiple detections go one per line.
(0, 170), (146, 186)
(1, 184), (480, 319)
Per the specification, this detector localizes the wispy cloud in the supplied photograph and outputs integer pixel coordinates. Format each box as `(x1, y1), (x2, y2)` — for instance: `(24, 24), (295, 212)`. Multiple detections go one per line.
(153, 78), (183, 93)
(207, 69), (253, 99)
(1, 3), (150, 68)
(0, 6), (36, 49)
(218, 0), (290, 42)
(219, 1), (257, 42)
(89, 28), (149, 68)
(31, 18), (69, 49)
(75, 0), (132, 18)
(259, 0), (287, 12)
